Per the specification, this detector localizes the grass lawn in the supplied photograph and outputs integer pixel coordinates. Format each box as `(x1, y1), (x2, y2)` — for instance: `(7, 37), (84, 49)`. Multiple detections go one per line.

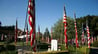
(67, 45), (90, 54)
(0, 42), (4, 45)
(0, 51), (17, 54)
(0, 41), (91, 54)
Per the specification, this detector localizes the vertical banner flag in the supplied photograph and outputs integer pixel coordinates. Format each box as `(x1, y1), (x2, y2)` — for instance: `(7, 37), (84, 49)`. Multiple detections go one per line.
(86, 20), (90, 48)
(51, 28), (53, 41)
(15, 19), (18, 45)
(74, 13), (79, 48)
(82, 23), (84, 45)
(1, 34), (3, 40)
(38, 25), (40, 41)
(63, 5), (68, 48)
(28, 0), (36, 52)
(91, 36), (93, 44)
(26, 24), (28, 45)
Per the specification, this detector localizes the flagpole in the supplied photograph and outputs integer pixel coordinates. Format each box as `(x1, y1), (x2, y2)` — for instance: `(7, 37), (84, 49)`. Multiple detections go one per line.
(74, 12), (79, 54)
(28, 0), (36, 52)
(63, 5), (68, 49)
(86, 19), (90, 48)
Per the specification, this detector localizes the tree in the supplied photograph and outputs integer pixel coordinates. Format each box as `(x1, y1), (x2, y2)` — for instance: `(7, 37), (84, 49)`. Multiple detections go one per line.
(44, 28), (50, 42)
(36, 32), (43, 42)
(52, 17), (77, 43)
(77, 15), (98, 37)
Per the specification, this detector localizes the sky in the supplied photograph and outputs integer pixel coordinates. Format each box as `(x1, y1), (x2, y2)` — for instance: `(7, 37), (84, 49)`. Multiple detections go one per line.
(0, 0), (98, 33)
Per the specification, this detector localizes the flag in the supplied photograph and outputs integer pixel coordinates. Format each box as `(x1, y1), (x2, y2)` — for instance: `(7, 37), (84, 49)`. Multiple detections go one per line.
(94, 37), (96, 41)
(38, 25), (40, 41)
(86, 20), (90, 48)
(91, 36), (93, 44)
(15, 19), (18, 45)
(26, 24), (28, 45)
(28, 0), (36, 52)
(74, 13), (79, 48)
(81, 23), (84, 45)
(38, 25), (40, 34)
(1, 34), (3, 40)
(63, 5), (68, 48)
(51, 28), (53, 41)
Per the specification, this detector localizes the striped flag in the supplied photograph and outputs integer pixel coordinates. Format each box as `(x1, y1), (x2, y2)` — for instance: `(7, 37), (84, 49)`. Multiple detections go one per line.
(15, 19), (18, 45)
(82, 23), (84, 45)
(63, 5), (68, 49)
(86, 20), (90, 48)
(74, 13), (79, 48)
(28, 0), (36, 52)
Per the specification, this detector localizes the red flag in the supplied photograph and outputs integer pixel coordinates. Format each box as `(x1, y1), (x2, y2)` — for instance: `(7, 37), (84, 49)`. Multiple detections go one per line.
(15, 19), (18, 45)
(63, 5), (68, 49)
(28, 0), (36, 52)
(86, 21), (90, 48)
(74, 13), (79, 48)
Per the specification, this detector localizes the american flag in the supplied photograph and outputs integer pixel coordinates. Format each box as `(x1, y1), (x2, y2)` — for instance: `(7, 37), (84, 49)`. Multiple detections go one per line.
(63, 5), (68, 49)
(74, 13), (79, 48)
(86, 20), (90, 48)
(15, 19), (18, 45)
(28, 0), (36, 52)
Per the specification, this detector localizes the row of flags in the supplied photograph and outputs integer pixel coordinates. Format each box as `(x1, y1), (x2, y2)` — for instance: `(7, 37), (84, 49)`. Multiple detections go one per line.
(63, 6), (91, 48)
(14, 0), (94, 52)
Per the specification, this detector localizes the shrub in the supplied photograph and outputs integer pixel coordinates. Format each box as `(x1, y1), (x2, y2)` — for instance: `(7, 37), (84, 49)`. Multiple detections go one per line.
(93, 41), (98, 47)
(6, 45), (15, 51)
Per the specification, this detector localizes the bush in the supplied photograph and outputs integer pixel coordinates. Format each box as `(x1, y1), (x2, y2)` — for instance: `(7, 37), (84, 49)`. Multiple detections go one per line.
(93, 41), (98, 47)
(6, 45), (15, 51)
(0, 45), (5, 52)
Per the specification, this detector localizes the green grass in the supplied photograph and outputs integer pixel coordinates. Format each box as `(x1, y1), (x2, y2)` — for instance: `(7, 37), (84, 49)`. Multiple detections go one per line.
(0, 42), (4, 45)
(0, 42), (90, 54)
(68, 45), (90, 54)
(60, 44), (90, 54)
(0, 51), (17, 54)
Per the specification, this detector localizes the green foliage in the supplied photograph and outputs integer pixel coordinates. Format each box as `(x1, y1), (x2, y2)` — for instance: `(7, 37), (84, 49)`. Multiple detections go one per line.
(77, 15), (98, 37)
(93, 41), (98, 47)
(44, 28), (51, 39)
(36, 32), (43, 42)
(0, 51), (17, 54)
(5, 45), (15, 51)
(52, 17), (77, 43)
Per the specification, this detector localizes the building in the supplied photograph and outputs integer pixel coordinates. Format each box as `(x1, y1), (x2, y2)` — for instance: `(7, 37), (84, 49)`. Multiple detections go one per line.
(0, 25), (25, 41)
